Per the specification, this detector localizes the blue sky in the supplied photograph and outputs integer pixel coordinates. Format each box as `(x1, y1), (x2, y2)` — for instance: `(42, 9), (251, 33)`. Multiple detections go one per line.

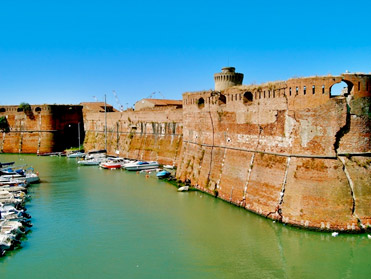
(0, 0), (370, 108)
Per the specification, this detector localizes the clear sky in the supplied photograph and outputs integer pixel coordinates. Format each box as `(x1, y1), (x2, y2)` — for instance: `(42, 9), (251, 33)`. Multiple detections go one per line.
(0, 0), (370, 109)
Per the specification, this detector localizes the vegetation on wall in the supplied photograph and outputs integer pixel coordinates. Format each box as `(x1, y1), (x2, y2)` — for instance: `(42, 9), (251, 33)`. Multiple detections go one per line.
(19, 102), (35, 119)
(0, 116), (10, 133)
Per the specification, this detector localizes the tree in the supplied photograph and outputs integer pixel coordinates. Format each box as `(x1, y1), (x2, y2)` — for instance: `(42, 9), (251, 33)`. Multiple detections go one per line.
(0, 116), (10, 133)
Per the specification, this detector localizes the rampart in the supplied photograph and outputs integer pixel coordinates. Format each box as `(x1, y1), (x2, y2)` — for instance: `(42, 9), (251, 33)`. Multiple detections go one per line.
(0, 105), (83, 153)
(177, 73), (371, 232)
(1, 72), (370, 232)
(83, 107), (183, 165)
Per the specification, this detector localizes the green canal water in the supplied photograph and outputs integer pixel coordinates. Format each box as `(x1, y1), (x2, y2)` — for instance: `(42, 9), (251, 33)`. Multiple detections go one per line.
(0, 154), (370, 279)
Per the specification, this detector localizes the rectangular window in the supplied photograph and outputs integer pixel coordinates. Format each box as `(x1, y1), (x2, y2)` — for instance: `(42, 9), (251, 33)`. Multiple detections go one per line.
(289, 88), (292, 96)
(322, 85), (325, 94)
(259, 92), (261, 99)
(273, 91), (275, 98)
(264, 91), (266, 98)
(268, 91), (271, 98)
(304, 86), (306, 95)
(296, 87), (299, 95)
(358, 82), (360, 91)
(312, 85), (315, 94)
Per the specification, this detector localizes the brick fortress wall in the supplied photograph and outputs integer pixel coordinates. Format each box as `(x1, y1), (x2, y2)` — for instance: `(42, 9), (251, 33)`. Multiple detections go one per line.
(83, 107), (183, 166)
(177, 73), (371, 232)
(0, 105), (84, 153)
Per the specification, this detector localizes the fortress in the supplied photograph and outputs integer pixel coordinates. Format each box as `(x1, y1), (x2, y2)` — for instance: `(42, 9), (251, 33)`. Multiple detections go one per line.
(1, 68), (370, 232)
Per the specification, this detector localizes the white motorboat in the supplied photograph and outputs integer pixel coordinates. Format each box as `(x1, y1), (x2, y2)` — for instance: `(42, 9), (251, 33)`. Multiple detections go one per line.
(100, 158), (128, 169)
(78, 158), (104, 166)
(67, 151), (85, 158)
(124, 161), (159, 171)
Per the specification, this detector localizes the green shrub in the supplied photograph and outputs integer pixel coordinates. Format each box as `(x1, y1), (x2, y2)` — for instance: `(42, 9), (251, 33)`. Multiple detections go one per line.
(0, 116), (10, 133)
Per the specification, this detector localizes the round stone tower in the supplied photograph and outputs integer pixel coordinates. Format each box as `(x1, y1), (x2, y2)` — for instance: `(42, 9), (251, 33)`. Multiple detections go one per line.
(214, 67), (244, 91)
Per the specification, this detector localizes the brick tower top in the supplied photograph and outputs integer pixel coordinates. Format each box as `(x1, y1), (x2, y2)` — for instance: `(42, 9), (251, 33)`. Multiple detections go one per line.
(214, 67), (244, 91)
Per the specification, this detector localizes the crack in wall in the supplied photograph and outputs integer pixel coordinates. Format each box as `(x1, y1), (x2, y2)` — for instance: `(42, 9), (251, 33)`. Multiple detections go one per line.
(334, 101), (351, 153)
(242, 153), (255, 204)
(338, 156), (364, 230)
(206, 99), (215, 186)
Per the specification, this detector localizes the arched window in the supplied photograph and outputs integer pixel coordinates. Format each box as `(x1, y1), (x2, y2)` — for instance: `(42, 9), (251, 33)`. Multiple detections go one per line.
(218, 94), (226, 105)
(330, 81), (352, 97)
(35, 107), (41, 112)
(303, 86), (307, 95)
(243, 92), (253, 104)
(197, 98), (205, 109)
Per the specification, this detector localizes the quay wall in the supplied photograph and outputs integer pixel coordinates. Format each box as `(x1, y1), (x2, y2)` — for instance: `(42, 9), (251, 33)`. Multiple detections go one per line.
(0, 105), (83, 153)
(2, 73), (370, 232)
(83, 107), (183, 165)
(177, 73), (371, 232)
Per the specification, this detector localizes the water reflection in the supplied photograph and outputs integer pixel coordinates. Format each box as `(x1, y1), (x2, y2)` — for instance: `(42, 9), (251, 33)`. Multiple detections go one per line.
(0, 154), (370, 279)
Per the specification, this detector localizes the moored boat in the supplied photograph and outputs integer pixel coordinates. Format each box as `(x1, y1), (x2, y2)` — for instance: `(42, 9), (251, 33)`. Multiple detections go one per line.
(100, 158), (128, 169)
(156, 170), (171, 179)
(124, 161), (159, 171)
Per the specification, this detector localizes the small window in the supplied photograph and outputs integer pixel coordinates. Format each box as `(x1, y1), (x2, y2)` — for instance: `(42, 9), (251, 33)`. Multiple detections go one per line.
(322, 85), (325, 94)
(289, 88), (292, 96)
(296, 87), (299, 95)
(35, 107), (41, 112)
(273, 91), (275, 98)
(231, 95), (233, 101)
(197, 98), (205, 109)
(304, 86), (306, 95)
(312, 85), (315, 94)
(358, 82), (360, 91)
(259, 92), (261, 99)
(218, 94), (226, 105)
(263, 91), (266, 98)
(243, 92), (253, 104)
(268, 91), (271, 98)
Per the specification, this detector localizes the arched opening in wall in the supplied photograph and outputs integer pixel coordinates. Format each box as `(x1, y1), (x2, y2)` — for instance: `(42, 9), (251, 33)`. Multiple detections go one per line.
(0, 108), (5, 112)
(60, 123), (85, 150)
(197, 97), (205, 109)
(243, 92), (253, 104)
(218, 94), (226, 105)
(35, 107), (41, 112)
(330, 81), (353, 97)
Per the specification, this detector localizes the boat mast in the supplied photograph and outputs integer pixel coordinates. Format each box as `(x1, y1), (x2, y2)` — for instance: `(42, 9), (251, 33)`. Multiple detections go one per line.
(78, 122), (81, 149)
(104, 94), (107, 151)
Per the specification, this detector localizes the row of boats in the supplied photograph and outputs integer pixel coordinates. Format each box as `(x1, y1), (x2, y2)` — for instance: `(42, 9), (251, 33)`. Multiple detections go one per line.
(68, 150), (173, 178)
(0, 161), (40, 257)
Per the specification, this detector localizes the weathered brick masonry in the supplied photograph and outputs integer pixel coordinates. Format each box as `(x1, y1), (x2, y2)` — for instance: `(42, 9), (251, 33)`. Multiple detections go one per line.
(0, 105), (83, 153)
(177, 73), (370, 232)
(1, 72), (370, 232)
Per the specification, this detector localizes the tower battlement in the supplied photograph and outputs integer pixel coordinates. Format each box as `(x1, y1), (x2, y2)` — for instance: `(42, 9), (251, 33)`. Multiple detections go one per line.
(214, 67), (244, 91)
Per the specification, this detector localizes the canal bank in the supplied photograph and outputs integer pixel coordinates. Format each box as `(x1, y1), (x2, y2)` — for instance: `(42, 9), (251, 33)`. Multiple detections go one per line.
(0, 154), (370, 279)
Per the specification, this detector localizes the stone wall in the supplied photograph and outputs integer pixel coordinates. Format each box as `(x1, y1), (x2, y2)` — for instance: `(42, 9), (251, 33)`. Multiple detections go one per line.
(83, 107), (183, 165)
(177, 73), (371, 232)
(0, 105), (83, 153)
